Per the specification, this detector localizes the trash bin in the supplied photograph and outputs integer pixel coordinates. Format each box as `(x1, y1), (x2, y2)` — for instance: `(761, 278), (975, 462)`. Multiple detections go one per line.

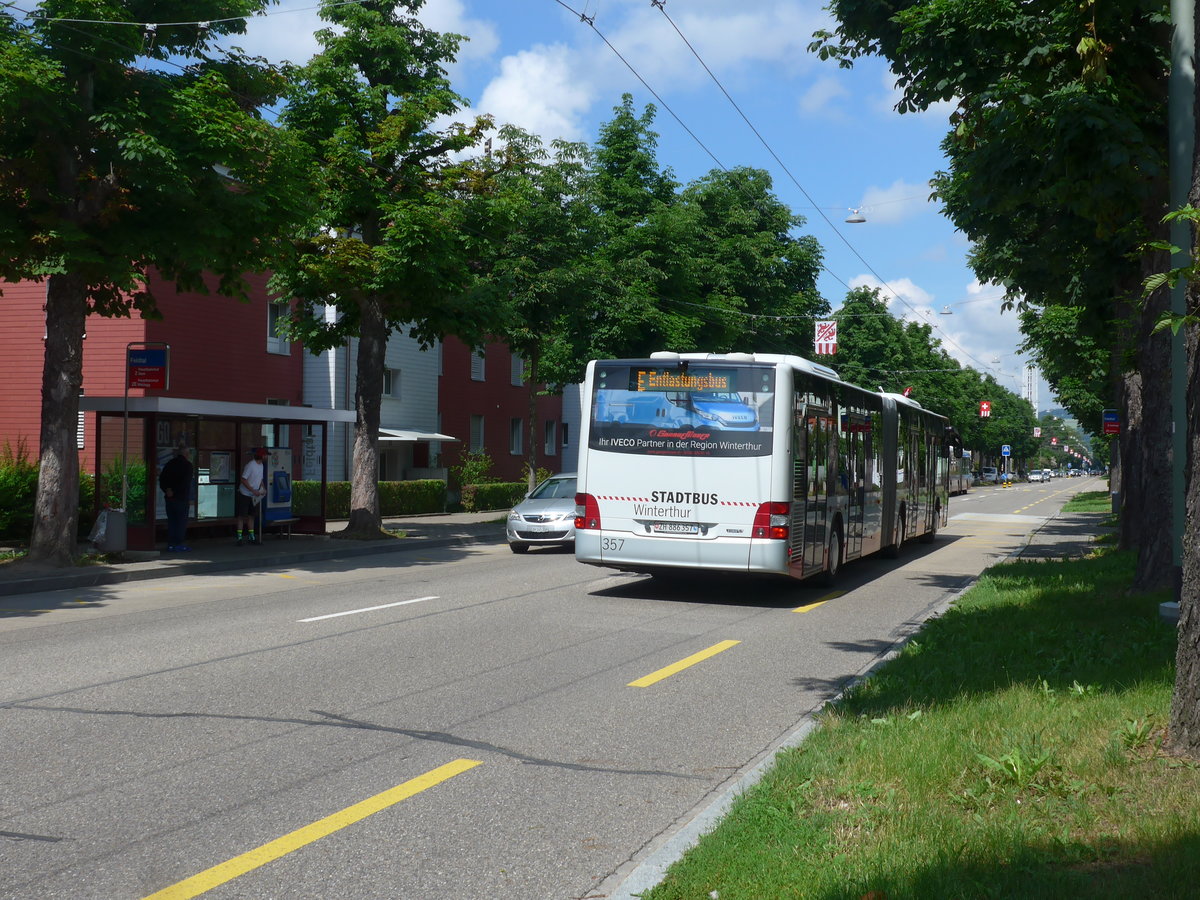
(95, 508), (127, 553)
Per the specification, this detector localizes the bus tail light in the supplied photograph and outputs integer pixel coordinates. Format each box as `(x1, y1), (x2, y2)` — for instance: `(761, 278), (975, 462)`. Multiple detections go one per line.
(575, 493), (602, 530)
(753, 501), (790, 540)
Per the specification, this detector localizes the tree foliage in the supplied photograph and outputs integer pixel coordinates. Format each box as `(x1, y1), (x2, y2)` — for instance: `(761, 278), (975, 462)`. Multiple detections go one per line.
(811, 0), (1174, 588)
(467, 98), (830, 486)
(1, 1), (312, 564)
(272, 0), (493, 535)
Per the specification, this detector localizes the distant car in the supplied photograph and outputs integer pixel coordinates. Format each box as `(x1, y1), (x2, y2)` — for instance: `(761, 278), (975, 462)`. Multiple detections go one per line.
(978, 466), (1000, 485)
(506, 473), (577, 553)
(1028, 470), (1045, 483)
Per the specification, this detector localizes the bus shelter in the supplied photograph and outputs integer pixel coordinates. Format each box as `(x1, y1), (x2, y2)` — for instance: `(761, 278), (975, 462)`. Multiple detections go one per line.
(81, 396), (357, 550)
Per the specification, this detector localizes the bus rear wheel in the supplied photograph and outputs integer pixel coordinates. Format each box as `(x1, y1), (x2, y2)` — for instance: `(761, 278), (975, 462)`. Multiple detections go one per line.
(816, 528), (843, 587)
(920, 507), (939, 544)
(883, 512), (905, 559)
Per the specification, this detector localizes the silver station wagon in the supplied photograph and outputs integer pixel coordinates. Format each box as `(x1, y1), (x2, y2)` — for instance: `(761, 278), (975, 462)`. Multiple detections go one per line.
(506, 473), (577, 553)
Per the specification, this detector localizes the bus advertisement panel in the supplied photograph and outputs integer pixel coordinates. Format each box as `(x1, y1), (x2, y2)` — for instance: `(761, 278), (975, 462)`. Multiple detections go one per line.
(589, 364), (774, 458)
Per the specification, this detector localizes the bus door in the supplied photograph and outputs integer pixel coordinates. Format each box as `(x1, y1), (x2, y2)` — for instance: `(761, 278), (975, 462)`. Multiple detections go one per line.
(906, 424), (924, 532)
(842, 410), (868, 559)
(798, 402), (832, 575)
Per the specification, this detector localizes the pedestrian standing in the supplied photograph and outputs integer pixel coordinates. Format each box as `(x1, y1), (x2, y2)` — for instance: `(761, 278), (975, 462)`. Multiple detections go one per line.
(235, 447), (267, 545)
(160, 438), (194, 552)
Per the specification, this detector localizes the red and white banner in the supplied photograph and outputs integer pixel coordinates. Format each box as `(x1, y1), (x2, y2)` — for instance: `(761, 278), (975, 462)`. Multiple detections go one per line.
(815, 320), (837, 355)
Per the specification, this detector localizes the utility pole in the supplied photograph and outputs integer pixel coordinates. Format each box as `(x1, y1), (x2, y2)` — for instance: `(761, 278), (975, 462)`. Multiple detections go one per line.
(1170, 0), (1194, 602)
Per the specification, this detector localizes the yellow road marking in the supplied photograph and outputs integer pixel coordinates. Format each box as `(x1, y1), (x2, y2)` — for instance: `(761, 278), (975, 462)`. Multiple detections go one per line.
(793, 590), (847, 613)
(142, 758), (482, 900)
(628, 640), (741, 688)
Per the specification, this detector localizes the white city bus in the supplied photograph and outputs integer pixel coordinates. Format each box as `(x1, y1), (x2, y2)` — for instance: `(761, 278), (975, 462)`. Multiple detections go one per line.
(574, 352), (954, 583)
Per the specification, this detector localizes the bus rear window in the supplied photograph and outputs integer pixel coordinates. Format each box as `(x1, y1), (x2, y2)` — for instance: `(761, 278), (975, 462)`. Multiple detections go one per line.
(588, 364), (774, 457)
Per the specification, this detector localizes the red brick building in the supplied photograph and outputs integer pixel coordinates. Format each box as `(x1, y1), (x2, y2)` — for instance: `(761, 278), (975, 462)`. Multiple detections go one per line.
(0, 273), (307, 468)
(438, 338), (567, 484)
(0, 274), (355, 548)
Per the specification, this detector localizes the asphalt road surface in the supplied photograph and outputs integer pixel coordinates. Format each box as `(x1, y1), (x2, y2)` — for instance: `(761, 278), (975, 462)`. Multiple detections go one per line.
(0, 477), (1102, 900)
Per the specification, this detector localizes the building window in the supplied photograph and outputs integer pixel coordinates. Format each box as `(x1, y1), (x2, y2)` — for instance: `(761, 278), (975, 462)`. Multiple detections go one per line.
(511, 355), (524, 386)
(266, 301), (290, 355)
(509, 418), (524, 455)
(470, 350), (485, 381)
(562, 423), (570, 447)
(382, 368), (401, 399)
(544, 420), (557, 456)
(469, 415), (485, 452)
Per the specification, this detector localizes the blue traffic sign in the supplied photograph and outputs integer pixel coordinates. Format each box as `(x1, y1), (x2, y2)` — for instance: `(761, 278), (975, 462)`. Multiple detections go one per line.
(1001, 444), (1011, 457)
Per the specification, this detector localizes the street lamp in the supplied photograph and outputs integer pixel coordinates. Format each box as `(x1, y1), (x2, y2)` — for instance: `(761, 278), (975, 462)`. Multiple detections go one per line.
(845, 208), (866, 224)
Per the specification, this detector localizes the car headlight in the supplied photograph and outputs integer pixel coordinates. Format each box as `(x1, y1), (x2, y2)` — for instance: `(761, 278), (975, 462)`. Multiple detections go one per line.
(508, 511), (521, 521)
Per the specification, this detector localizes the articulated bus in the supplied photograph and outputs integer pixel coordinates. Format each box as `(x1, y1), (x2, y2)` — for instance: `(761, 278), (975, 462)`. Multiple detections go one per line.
(574, 352), (955, 583)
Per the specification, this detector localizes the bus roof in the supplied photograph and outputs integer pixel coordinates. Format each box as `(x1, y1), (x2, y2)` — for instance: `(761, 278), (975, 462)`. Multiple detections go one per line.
(645, 351), (843, 383)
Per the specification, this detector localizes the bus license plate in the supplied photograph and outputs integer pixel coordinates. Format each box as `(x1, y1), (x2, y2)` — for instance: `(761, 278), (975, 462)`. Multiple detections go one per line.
(651, 521), (700, 535)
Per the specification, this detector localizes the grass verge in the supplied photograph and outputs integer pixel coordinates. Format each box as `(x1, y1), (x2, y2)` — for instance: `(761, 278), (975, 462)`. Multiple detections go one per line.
(1062, 490), (1114, 514)
(642, 547), (1198, 900)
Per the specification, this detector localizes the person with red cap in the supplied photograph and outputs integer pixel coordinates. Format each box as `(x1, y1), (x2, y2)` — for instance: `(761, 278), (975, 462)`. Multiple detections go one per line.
(234, 447), (267, 545)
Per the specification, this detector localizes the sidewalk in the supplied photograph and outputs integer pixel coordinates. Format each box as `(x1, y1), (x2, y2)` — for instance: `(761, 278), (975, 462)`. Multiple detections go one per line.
(0, 511), (508, 599)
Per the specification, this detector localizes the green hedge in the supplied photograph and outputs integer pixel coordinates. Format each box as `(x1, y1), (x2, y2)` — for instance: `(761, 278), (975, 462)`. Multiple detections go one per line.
(0, 445), (38, 540)
(0, 441), (97, 541)
(292, 479), (446, 518)
(460, 481), (527, 513)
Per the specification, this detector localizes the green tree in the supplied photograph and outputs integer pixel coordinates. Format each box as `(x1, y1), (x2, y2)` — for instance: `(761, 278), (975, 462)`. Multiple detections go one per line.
(0, 2), (311, 565)
(832, 286), (1036, 466)
(812, 0), (1173, 590)
(465, 126), (612, 488)
(676, 167), (827, 354)
(272, 0), (493, 536)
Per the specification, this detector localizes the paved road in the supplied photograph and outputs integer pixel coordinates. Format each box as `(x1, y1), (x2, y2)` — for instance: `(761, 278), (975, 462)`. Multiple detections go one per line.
(0, 478), (1107, 899)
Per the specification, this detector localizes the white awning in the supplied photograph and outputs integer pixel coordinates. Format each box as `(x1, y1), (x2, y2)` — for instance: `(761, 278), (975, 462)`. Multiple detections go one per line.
(80, 396), (356, 423)
(378, 428), (460, 442)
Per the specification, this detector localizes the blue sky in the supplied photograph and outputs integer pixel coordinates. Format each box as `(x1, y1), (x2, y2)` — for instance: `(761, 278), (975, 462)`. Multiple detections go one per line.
(238, 0), (1052, 411)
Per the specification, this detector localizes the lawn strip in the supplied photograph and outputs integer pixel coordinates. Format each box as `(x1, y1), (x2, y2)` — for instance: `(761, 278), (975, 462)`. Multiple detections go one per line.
(643, 549), (1200, 900)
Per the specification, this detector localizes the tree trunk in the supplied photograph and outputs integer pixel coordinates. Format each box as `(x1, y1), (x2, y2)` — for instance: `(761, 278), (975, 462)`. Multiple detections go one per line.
(341, 297), (386, 538)
(1168, 303), (1200, 756)
(525, 349), (540, 492)
(1167, 22), (1200, 754)
(1124, 256), (1176, 591)
(27, 273), (88, 566)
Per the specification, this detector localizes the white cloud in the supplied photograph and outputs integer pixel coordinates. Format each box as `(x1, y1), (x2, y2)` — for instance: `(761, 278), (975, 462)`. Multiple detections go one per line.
(849, 274), (934, 313)
(236, 0), (497, 68)
(422, 0), (499, 61)
(477, 45), (596, 141)
(798, 76), (849, 117)
(857, 179), (933, 224)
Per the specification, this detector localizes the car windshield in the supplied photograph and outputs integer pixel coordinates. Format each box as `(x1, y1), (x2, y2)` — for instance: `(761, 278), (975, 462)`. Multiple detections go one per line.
(529, 477), (576, 500)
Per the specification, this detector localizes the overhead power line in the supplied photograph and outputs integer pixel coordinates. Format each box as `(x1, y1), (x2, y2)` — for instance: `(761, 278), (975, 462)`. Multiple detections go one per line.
(644, 0), (998, 375)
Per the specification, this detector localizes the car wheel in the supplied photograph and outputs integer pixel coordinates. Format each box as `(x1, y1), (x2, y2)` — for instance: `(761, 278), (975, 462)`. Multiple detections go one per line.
(509, 542), (529, 554)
